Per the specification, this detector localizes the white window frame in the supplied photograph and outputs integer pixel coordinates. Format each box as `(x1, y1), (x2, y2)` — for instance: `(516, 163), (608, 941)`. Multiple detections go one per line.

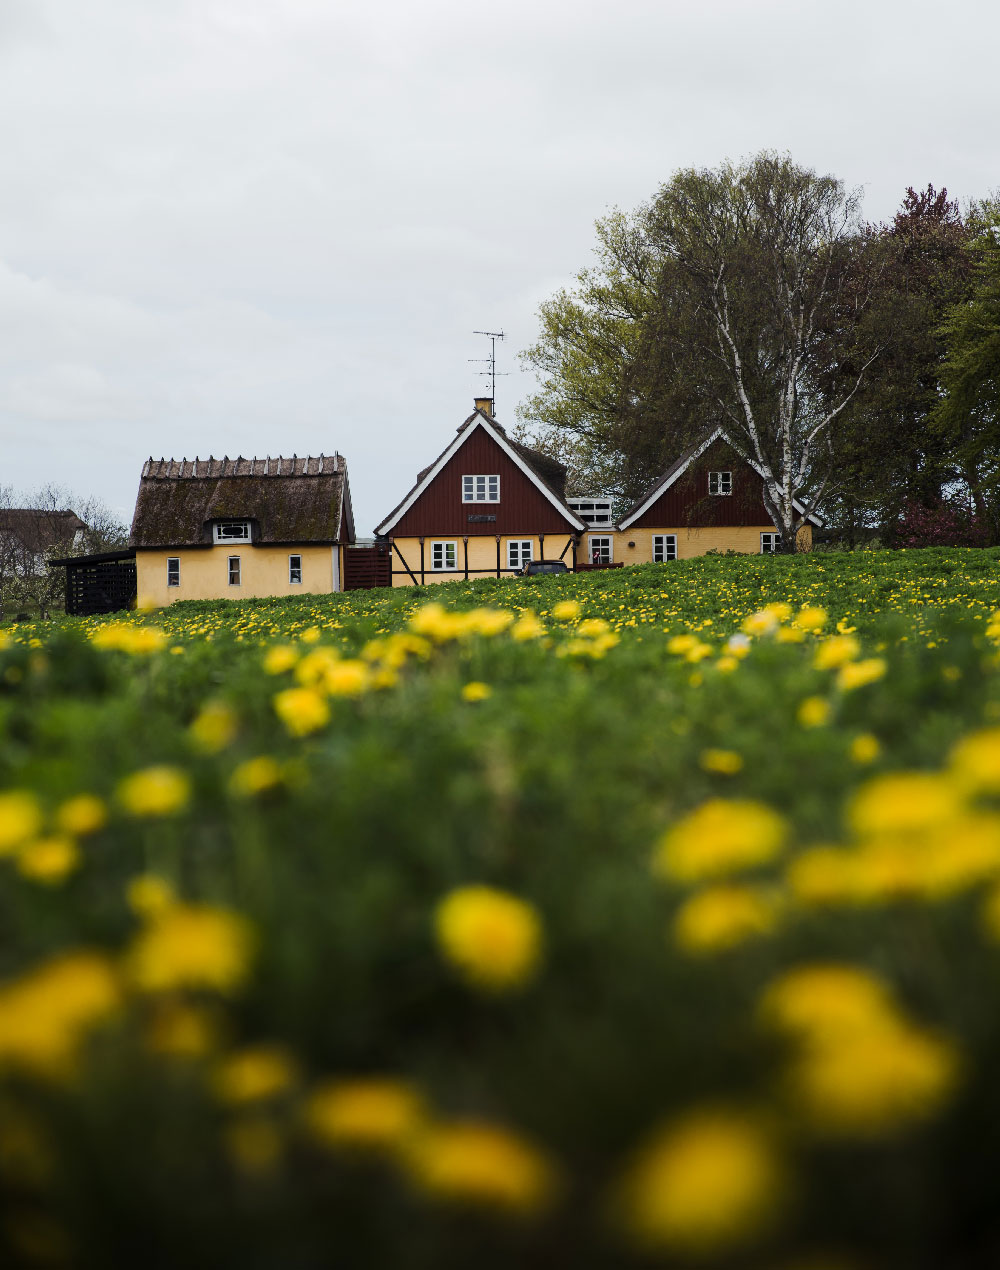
(213, 520), (252, 543)
(652, 534), (677, 563)
(507, 539), (532, 570)
(431, 541), (458, 571)
(567, 497), (614, 528)
(289, 554), (302, 584)
(588, 535), (613, 565)
(462, 475), (500, 504)
(761, 532), (781, 554)
(166, 556), (180, 587)
(708, 471), (733, 496)
(228, 555), (241, 585)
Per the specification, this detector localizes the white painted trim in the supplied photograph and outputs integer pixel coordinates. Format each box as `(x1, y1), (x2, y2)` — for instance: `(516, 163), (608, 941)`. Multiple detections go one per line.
(375, 413), (586, 535)
(430, 540), (459, 571)
(618, 427), (823, 529)
(587, 534), (614, 564)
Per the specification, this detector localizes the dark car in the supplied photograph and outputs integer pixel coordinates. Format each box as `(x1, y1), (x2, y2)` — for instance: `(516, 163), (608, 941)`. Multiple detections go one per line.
(519, 560), (569, 576)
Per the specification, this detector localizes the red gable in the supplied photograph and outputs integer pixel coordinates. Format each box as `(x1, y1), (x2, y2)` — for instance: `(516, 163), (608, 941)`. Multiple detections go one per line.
(627, 438), (775, 529)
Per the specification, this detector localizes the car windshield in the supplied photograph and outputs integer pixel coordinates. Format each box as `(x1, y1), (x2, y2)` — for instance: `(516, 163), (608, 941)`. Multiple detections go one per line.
(531, 562), (567, 572)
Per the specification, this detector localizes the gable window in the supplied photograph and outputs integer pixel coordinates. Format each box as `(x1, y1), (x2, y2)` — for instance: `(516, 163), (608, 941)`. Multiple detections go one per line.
(708, 471), (732, 496)
(289, 554), (302, 584)
(507, 540), (532, 570)
(652, 534), (677, 563)
(588, 536), (612, 565)
(462, 475), (500, 503)
(214, 521), (251, 543)
(228, 555), (241, 585)
(761, 532), (781, 554)
(166, 557), (180, 587)
(431, 541), (458, 571)
(568, 497), (614, 528)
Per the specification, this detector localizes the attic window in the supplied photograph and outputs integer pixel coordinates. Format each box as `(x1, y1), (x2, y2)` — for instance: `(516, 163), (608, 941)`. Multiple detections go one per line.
(568, 497), (613, 527)
(462, 475), (499, 503)
(213, 521), (251, 543)
(708, 471), (732, 496)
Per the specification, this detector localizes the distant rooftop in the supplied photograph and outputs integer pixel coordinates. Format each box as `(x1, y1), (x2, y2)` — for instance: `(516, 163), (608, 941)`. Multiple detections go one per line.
(141, 455), (342, 480)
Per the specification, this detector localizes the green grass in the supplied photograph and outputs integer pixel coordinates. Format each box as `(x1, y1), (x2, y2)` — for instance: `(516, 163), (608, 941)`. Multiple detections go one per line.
(1, 548), (1000, 1267)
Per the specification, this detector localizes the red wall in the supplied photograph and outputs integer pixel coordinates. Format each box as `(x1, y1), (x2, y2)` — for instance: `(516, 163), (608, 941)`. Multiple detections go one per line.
(390, 425), (575, 536)
(631, 439), (772, 529)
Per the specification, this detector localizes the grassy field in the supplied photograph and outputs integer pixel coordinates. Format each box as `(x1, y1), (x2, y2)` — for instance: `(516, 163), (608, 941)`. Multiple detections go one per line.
(2, 547), (1000, 1268)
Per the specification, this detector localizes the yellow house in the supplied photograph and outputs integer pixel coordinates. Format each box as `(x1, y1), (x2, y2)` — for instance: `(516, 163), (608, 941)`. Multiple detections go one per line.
(614, 428), (818, 562)
(131, 454), (355, 607)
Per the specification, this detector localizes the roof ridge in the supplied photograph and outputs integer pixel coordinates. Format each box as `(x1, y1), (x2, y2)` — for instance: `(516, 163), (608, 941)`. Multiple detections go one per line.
(140, 454), (342, 480)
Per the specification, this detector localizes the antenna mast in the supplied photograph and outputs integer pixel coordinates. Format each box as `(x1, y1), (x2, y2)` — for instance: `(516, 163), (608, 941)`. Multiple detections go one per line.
(469, 329), (509, 416)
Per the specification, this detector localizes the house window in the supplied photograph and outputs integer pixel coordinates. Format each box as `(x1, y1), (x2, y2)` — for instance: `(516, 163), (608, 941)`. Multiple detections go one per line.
(588, 536), (612, 565)
(462, 475), (500, 503)
(213, 521), (251, 543)
(166, 557), (180, 587)
(708, 471), (732, 496)
(228, 555), (241, 585)
(507, 540), (532, 570)
(431, 541), (458, 571)
(761, 532), (781, 554)
(568, 497), (614, 527)
(289, 554), (302, 584)
(652, 535), (677, 562)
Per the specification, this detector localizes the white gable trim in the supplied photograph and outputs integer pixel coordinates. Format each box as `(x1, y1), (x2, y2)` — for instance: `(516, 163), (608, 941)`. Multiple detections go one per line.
(375, 412), (585, 535)
(617, 427), (823, 529)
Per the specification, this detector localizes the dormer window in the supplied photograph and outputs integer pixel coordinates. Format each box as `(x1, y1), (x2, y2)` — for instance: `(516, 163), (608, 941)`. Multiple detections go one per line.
(462, 475), (499, 503)
(213, 521), (251, 544)
(708, 471), (732, 496)
(568, 497), (614, 527)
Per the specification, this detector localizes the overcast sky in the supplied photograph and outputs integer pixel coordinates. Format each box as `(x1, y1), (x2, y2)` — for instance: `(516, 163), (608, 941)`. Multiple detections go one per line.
(2, 0), (997, 535)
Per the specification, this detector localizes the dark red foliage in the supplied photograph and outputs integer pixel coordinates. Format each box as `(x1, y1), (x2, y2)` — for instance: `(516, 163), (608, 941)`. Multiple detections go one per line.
(896, 498), (988, 548)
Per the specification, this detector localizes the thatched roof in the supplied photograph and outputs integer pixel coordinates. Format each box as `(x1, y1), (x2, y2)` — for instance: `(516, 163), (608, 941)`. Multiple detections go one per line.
(130, 454), (354, 548)
(0, 509), (88, 553)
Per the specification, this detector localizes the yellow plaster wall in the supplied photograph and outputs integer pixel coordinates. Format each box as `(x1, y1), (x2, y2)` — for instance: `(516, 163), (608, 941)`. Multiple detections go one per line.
(388, 535), (577, 586)
(137, 546), (342, 607)
(615, 524), (812, 563)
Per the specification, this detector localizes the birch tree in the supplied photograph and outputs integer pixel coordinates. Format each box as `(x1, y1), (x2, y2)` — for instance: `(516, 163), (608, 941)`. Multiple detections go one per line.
(645, 153), (879, 550)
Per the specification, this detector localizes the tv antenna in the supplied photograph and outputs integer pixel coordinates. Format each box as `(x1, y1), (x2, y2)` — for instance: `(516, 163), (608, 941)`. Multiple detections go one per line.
(469, 329), (509, 415)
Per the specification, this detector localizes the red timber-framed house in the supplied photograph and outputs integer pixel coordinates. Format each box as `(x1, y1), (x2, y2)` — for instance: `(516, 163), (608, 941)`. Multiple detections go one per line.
(615, 428), (821, 563)
(374, 400), (587, 585)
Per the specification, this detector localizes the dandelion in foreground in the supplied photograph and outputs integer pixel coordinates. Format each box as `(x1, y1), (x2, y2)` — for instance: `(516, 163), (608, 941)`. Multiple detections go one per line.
(273, 687), (330, 737)
(434, 886), (543, 992)
(304, 1078), (426, 1154)
(654, 799), (787, 883)
(125, 904), (255, 994)
(406, 1120), (557, 1217)
(117, 766), (191, 817)
(461, 682), (492, 702)
(614, 1109), (786, 1253)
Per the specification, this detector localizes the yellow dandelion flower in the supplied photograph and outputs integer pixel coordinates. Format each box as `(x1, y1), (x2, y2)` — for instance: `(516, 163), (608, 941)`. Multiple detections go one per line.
(117, 766), (191, 817)
(786, 847), (858, 907)
(434, 886), (543, 993)
(814, 635), (861, 670)
(273, 687), (330, 737)
(742, 610), (779, 637)
(950, 728), (1000, 795)
(837, 659), (887, 693)
(211, 1045), (297, 1105)
(551, 600), (581, 621)
(55, 794), (107, 837)
(673, 886), (780, 955)
(16, 836), (80, 886)
(654, 799), (787, 883)
(463, 608), (515, 637)
(263, 644), (299, 675)
(699, 748), (744, 775)
(125, 904), (255, 995)
(786, 1023), (959, 1137)
(578, 618), (610, 638)
(797, 697), (831, 728)
(849, 734), (881, 765)
(407, 1120), (557, 1217)
(188, 701), (238, 753)
(615, 1110), (786, 1254)
(229, 756), (284, 797)
(758, 964), (898, 1043)
(304, 1078), (426, 1153)
(511, 612), (546, 641)
(0, 791), (43, 856)
(461, 682), (492, 702)
(795, 605), (828, 631)
(849, 771), (963, 840)
(0, 952), (121, 1078)
(126, 873), (176, 918)
(324, 659), (370, 696)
